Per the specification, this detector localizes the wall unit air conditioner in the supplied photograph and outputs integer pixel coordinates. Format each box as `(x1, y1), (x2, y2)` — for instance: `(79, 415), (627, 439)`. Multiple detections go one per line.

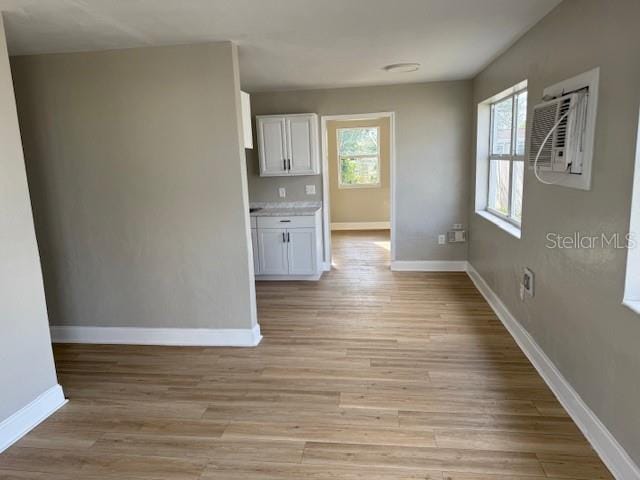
(529, 92), (588, 174)
(528, 67), (599, 190)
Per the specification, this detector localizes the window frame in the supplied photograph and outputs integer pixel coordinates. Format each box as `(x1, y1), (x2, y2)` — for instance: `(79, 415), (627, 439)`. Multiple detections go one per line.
(486, 87), (527, 227)
(337, 126), (381, 189)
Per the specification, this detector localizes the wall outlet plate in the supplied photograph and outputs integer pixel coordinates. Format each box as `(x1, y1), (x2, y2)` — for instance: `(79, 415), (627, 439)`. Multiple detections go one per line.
(438, 234), (446, 245)
(453, 223), (463, 230)
(523, 268), (534, 297)
(278, 187), (286, 198)
(305, 185), (316, 195)
(447, 230), (467, 243)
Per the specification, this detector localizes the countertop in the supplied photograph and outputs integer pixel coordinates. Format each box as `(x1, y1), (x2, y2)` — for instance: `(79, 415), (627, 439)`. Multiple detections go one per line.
(250, 206), (321, 217)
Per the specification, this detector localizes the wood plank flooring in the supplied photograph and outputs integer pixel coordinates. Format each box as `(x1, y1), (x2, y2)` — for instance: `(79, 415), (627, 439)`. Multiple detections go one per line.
(0, 230), (613, 479)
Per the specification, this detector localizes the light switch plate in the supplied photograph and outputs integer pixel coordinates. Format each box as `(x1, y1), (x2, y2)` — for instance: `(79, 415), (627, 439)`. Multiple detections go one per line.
(305, 185), (316, 195)
(278, 187), (286, 198)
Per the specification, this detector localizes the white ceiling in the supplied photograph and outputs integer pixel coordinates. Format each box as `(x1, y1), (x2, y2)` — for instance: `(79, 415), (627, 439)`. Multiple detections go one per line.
(0, 0), (561, 92)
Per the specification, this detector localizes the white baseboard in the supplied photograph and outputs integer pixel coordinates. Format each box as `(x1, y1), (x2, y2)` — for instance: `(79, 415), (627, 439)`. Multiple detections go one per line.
(467, 263), (640, 480)
(50, 324), (262, 347)
(256, 272), (323, 281)
(0, 384), (67, 453)
(331, 221), (390, 231)
(391, 260), (468, 272)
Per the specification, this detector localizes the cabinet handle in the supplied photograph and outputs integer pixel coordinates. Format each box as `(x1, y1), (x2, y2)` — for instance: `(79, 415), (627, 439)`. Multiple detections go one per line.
(287, 232), (290, 243)
(287, 159), (291, 170)
(282, 232), (286, 243)
(280, 219), (291, 223)
(283, 159), (286, 171)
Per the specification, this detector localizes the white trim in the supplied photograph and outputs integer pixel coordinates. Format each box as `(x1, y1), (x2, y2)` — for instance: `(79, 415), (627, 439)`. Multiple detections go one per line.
(536, 67), (599, 191)
(50, 324), (262, 347)
(475, 210), (522, 238)
(390, 260), (468, 272)
(256, 273), (322, 281)
(622, 300), (640, 316)
(623, 107), (640, 309)
(337, 181), (381, 190)
(331, 221), (390, 231)
(483, 79), (528, 104)
(321, 112), (397, 269)
(467, 263), (640, 480)
(0, 384), (67, 453)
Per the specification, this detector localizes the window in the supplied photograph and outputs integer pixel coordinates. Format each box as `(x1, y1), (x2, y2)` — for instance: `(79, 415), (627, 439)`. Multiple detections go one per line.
(487, 89), (527, 225)
(337, 127), (380, 188)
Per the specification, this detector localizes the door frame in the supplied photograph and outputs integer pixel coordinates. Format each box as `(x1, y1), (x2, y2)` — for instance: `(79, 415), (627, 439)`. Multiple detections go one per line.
(320, 112), (397, 270)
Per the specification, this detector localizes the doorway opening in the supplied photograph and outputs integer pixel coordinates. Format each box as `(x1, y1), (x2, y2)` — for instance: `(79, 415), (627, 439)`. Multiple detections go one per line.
(320, 112), (396, 271)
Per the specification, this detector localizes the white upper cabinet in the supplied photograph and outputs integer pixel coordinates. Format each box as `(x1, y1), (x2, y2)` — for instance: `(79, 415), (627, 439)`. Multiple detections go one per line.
(257, 114), (319, 176)
(287, 116), (317, 175)
(258, 117), (288, 175)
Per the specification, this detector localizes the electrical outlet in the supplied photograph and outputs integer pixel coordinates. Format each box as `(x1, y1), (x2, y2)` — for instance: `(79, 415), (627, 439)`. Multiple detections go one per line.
(522, 268), (534, 297)
(305, 185), (316, 195)
(278, 187), (286, 198)
(453, 223), (463, 230)
(438, 234), (446, 245)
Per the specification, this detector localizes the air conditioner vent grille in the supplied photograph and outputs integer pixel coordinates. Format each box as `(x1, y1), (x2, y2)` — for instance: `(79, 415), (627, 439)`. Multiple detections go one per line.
(529, 103), (558, 168)
(555, 98), (571, 148)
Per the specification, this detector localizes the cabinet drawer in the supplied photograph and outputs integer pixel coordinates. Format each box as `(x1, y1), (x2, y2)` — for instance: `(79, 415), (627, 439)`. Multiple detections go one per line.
(257, 215), (316, 229)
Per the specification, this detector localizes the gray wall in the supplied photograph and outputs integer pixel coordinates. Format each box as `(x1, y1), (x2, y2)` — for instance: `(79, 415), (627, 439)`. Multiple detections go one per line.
(247, 82), (472, 261)
(0, 16), (59, 422)
(469, 0), (640, 464)
(12, 42), (258, 330)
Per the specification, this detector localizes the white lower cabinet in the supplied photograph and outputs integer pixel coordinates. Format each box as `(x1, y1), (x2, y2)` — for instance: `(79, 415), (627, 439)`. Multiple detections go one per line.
(287, 228), (317, 275)
(252, 210), (322, 280)
(258, 229), (289, 275)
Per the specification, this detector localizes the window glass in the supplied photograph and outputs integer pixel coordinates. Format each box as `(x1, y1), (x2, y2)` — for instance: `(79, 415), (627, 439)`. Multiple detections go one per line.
(488, 159), (510, 215)
(491, 97), (513, 155)
(511, 161), (524, 222)
(515, 91), (528, 156)
(338, 127), (378, 156)
(339, 156), (379, 186)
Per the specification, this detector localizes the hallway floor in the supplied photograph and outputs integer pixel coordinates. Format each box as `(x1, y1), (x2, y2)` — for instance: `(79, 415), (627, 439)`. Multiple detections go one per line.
(0, 230), (612, 479)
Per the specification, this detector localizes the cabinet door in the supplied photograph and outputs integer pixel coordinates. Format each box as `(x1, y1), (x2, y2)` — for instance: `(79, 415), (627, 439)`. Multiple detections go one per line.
(258, 229), (288, 275)
(287, 228), (317, 275)
(251, 228), (260, 274)
(257, 117), (287, 176)
(287, 115), (318, 175)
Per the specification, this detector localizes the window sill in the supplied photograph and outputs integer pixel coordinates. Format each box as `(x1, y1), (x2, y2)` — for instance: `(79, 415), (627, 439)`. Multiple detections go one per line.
(475, 210), (521, 239)
(623, 300), (640, 316)
(338, 184), (381, 190)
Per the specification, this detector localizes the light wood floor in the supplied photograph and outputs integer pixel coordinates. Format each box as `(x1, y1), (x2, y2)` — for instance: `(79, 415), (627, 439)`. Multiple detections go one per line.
(0, 230), (612, 479)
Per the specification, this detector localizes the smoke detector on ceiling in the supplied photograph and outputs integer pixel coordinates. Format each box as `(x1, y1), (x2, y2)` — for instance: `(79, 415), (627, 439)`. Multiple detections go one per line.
(383, 63), (420, 73)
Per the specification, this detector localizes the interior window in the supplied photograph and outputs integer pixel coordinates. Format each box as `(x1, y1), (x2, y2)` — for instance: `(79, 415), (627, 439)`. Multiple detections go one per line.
(337, 127), (380, 188)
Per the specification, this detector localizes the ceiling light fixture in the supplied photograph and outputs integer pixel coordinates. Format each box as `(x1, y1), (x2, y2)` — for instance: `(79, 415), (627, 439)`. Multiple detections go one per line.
(383, 63), (420, 73)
